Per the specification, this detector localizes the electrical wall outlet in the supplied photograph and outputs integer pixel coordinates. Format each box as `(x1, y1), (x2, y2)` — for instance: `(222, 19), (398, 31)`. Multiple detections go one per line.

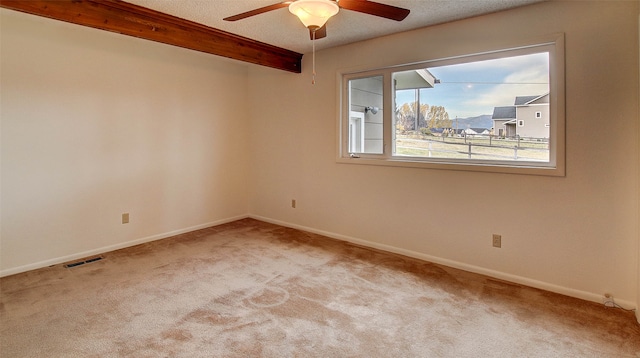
(122, 213), (129, 224)
(492, 234), (501, 248)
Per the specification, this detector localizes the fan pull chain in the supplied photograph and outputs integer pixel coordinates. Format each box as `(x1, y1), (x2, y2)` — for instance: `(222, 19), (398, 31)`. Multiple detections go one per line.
(312, 29), (316, 85)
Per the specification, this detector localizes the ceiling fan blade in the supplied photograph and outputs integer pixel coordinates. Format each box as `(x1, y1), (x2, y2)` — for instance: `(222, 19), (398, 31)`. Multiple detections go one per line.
(223, 2), (292, 21)
(310, 25), (327, 40)
(338, 0), (410, 21)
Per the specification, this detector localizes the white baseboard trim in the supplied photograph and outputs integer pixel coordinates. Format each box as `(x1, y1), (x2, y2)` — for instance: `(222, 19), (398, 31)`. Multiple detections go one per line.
(0, 214), (249, 278)
(250, 214), (637, 312)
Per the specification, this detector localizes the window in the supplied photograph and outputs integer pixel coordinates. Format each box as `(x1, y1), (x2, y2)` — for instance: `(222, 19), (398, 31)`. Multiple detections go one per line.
(338, 34), (565, 176)
(347, 76), (383, 154)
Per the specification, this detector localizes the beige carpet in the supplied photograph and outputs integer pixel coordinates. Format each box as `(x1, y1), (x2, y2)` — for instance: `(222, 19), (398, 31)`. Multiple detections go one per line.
(1, 218), (639, 357)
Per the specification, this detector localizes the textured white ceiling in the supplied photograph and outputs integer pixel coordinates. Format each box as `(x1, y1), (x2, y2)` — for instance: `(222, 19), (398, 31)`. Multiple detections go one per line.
(126, 0), (544, 54)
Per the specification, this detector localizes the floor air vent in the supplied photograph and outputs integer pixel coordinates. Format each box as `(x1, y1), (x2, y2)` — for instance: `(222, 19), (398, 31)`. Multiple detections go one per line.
(64, 256), (103, 268)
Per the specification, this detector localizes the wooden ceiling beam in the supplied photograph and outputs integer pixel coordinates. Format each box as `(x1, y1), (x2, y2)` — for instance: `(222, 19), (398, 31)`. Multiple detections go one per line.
(0, 0), (303, 73)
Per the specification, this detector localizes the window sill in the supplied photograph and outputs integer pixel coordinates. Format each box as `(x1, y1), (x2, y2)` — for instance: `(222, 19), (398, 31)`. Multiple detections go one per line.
(336, 156), (565, 177)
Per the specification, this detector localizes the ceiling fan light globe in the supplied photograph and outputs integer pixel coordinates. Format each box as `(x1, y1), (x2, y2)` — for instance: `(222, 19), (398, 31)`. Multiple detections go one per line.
(289, 0), (339, 29)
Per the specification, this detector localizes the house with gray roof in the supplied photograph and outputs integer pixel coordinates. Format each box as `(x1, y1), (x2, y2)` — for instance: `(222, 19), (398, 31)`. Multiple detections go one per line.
(463, 127), (491, 136)
(492, 94), (549, 138)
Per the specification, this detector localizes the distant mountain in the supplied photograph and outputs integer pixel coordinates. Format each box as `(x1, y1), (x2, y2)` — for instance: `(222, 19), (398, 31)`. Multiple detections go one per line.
(451, 114), (493, 130)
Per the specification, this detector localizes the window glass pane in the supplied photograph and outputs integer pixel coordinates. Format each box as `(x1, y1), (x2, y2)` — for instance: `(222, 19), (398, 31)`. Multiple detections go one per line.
(348, 76), (383, 154)
(392, 52), (550, 162)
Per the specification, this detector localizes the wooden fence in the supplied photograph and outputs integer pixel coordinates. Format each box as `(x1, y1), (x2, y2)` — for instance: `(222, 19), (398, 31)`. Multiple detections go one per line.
(396, 134), (549, 161)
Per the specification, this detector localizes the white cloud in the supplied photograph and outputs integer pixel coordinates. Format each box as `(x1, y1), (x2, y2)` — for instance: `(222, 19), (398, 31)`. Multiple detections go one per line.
(397, 52), (550, 118)
(448, 53), (550, 114)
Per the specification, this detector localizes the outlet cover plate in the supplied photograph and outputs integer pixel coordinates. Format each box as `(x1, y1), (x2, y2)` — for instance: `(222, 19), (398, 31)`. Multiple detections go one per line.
(492, 234), (501, 248)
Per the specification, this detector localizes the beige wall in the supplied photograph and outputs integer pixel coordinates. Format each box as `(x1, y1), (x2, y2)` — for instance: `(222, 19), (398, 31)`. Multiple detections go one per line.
(637, 8), (640, 324)
(0, 10), (250, 274)
(248, 1), (640, 308)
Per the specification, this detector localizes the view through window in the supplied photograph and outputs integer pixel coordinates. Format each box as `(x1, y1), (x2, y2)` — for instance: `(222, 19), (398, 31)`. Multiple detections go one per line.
(392, 52), (550, 162)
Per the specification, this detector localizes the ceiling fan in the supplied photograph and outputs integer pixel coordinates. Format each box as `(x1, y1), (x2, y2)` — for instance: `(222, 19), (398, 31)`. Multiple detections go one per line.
(224, 0), (410, 40)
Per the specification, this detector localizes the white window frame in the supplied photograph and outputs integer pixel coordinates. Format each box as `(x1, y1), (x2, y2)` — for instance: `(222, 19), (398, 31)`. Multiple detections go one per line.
(535, 111), (542, 119)
(337, 33), (565, 177)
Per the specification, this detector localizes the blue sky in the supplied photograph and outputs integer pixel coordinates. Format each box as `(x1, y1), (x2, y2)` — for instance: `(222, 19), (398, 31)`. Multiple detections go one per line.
(395, 52), (549, 118)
